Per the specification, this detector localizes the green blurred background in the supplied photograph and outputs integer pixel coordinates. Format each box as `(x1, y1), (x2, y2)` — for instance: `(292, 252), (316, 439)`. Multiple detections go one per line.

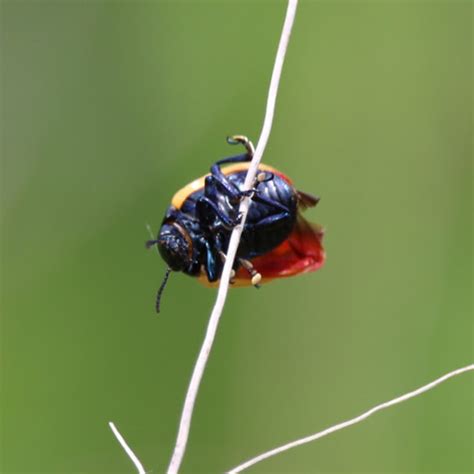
(1, 1), (472, 473)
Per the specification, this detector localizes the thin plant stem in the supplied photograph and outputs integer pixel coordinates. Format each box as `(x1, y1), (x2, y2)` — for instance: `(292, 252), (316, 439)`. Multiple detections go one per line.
(109, 422), (146, 474)
(108, 364), (473, 473)
(227, 363), (474, 473)
(166, 1), (299, 472)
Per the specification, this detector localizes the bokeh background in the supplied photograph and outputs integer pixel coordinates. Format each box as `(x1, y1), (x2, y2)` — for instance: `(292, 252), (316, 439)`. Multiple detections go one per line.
(1, 1), (472, 473)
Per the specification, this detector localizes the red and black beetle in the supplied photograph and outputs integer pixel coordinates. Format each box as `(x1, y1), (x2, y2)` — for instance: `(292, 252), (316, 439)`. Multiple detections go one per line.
(147, 135), (325, 312)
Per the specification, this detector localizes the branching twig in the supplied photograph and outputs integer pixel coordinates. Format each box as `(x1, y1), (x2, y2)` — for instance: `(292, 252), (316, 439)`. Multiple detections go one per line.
(227, 363), (474, 473)
(109, 4), (472, 474)
(109, 422), (146, 474)
(166, 1), (299, 472)
(108, 365), (473, 473)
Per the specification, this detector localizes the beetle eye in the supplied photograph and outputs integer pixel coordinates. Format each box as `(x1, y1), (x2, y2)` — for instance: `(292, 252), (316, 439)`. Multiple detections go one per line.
(157, 225), (190, 272)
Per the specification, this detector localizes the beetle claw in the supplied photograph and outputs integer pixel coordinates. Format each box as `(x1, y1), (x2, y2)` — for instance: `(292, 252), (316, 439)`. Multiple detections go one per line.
(238, 258), (262, 288)
(226, 135), (255, 157)
(251, 272), (262, 288)
(256, 171), (274, 184)
(240, 172), (274, 202)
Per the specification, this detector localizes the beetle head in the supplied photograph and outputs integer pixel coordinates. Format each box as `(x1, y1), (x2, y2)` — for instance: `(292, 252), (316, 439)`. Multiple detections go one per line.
(156, 223), (192, 272)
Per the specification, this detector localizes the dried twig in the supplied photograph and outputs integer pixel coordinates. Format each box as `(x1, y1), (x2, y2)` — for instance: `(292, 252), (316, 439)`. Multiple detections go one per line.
(166, 2), (299, 472)
(109, 2), (298, 472)
(109, 4), (472, 474)
(227, 363), (474, 473)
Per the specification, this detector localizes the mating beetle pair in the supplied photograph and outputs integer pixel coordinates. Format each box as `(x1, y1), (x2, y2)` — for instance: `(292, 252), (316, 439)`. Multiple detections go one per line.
(147, 135), (325, 312)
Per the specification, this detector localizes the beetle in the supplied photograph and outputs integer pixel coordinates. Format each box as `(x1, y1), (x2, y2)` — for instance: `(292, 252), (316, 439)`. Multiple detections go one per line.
(147, 135), (325, 312)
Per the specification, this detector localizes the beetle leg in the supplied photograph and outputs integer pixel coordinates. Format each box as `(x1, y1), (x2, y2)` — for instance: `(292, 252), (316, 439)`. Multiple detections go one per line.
(256, 171), (274, 184)
(238, 258), (262, 288)
(204, 136), (255, 202)
(145, 239), (158, 249)
(207, 137), (274, 205)
(206, 249), (218, 282)
(246, 212), (291, 231)
(206, 165), (275, 206)
(226, 135), (255, 157)
(250, 191), (291, 214)
(236, 172), (275, 201)
(202, 240), (219, 282)
(196, 196), (241, 229)
(207, 154), (260, 203)
(205, 170), (243, 203)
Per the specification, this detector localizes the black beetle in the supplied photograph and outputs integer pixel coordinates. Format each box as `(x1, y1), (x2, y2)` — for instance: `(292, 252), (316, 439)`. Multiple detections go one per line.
(147, 135), (325, 312)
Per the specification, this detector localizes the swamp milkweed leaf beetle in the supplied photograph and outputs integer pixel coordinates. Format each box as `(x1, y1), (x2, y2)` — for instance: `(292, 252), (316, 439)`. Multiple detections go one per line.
(147, 135), (325, 312)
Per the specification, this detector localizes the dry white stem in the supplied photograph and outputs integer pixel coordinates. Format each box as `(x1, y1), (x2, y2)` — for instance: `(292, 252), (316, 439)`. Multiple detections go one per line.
(109, 422), (146, 474)
(166, 1), (299, 473)
(110, 5), (472, 474)
(227, 363), (474, 473)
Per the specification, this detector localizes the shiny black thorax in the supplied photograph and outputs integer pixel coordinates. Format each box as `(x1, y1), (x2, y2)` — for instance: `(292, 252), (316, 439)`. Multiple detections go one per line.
(160, 166), (297, 283)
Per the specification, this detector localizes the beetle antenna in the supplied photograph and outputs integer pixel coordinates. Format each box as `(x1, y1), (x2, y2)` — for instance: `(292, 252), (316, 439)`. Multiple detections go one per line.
(146, 239), (158, 249)
(156, 267), (172, 313)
